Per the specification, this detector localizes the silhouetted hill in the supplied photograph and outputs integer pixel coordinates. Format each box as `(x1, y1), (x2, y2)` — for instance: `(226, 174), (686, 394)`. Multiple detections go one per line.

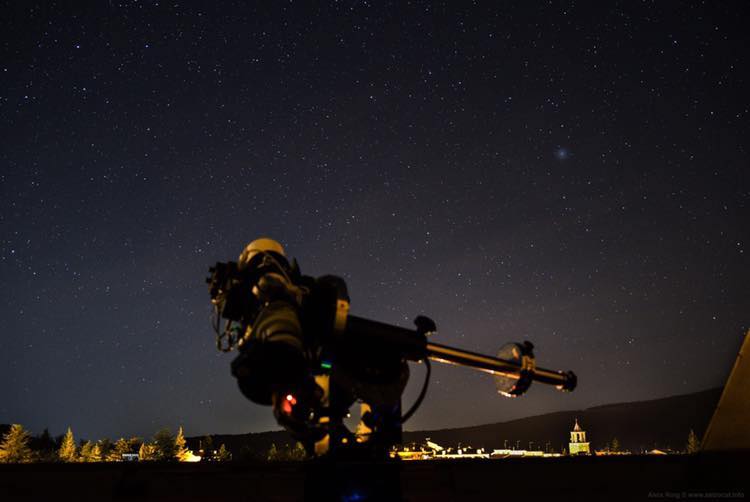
(403, 387), (722, 452)
(192, 387), (722, 457)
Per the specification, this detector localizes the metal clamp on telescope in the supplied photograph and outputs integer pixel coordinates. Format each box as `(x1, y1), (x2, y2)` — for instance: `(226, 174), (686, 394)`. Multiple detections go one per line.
(207, 238), (576, 459)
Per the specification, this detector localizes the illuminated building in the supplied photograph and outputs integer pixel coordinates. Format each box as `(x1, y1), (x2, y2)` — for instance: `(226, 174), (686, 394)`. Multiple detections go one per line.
(569, 418), (591, 456)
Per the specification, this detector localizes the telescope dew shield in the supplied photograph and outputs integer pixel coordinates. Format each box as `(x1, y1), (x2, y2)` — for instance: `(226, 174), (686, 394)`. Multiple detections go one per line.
(424, 340), (576, 395)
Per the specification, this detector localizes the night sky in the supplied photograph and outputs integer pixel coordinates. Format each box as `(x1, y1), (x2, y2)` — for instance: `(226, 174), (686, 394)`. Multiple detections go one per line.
(2, 1), (749, 442)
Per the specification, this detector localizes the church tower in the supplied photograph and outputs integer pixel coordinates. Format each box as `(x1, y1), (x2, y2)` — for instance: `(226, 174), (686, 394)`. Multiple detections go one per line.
(569, 418), (591, 455)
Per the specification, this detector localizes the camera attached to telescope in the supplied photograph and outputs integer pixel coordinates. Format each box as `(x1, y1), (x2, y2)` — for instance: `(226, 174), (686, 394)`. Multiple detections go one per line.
(207, 238), (576, 459)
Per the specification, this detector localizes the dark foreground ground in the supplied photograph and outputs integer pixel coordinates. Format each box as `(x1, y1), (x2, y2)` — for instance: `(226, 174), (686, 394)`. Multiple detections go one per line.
(0, 453), (746, 501)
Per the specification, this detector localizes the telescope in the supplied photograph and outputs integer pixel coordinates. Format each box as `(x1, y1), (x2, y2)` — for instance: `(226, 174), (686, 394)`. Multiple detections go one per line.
(343, 314), (576, 396)
(207, 239), (576, 459)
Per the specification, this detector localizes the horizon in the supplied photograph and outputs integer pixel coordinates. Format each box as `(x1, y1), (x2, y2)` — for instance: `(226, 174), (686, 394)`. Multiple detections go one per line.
(1, 382), (726, 441)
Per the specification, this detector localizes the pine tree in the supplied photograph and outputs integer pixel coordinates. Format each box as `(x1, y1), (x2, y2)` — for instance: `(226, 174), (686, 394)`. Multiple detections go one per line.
(107, 438), (131, 461)
(686, 429), (700, 454)
(79, 441), (94, 462)
(611, 437), (620, 452)
(138, 442), (156, 461)
(58, 427), (77, 462)
(153, 429), (177, 461)
(33, 428), (57, 462)
(175, 427), (190, 462)
(97, 438), (113, 460)
(79, 441), (102, 462)
(0, 424), (33, 463)
(267, 443), (278, 462)
(201, 435), (214, 460)
(216, 444), (231, 462)
(290, 442), (306, 461)
(127, 437), (143, 453)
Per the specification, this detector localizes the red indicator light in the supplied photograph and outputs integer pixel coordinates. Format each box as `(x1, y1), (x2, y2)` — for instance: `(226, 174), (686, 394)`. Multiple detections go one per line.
(282, 400), (292, 414)
(281, 393), (298, 413)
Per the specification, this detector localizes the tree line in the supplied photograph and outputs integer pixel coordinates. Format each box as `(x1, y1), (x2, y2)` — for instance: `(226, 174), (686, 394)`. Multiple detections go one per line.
(2, 423), (702, 462)
(0, 424), (230, 463)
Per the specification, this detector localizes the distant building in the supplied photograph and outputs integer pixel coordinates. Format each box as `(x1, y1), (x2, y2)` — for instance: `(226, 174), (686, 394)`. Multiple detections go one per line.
(392, 439), (561, 460)
(183, 450), (202, 462)
(569, 418), (591, 456)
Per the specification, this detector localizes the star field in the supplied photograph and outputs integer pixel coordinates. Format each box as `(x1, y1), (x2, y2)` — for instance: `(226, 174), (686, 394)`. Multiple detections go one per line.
(1, 1), (749, 441)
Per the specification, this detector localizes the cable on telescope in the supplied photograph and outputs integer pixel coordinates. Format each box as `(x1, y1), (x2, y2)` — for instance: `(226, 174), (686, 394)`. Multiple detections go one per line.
(400, 358), (431, 424)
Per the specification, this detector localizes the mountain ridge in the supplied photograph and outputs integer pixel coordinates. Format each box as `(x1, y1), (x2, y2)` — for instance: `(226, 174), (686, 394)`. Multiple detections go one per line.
(411, 387), (721, 433)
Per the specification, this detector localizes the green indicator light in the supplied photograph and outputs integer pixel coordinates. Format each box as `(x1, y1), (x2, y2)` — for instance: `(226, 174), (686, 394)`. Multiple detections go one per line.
(321, 361), (332, 370)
